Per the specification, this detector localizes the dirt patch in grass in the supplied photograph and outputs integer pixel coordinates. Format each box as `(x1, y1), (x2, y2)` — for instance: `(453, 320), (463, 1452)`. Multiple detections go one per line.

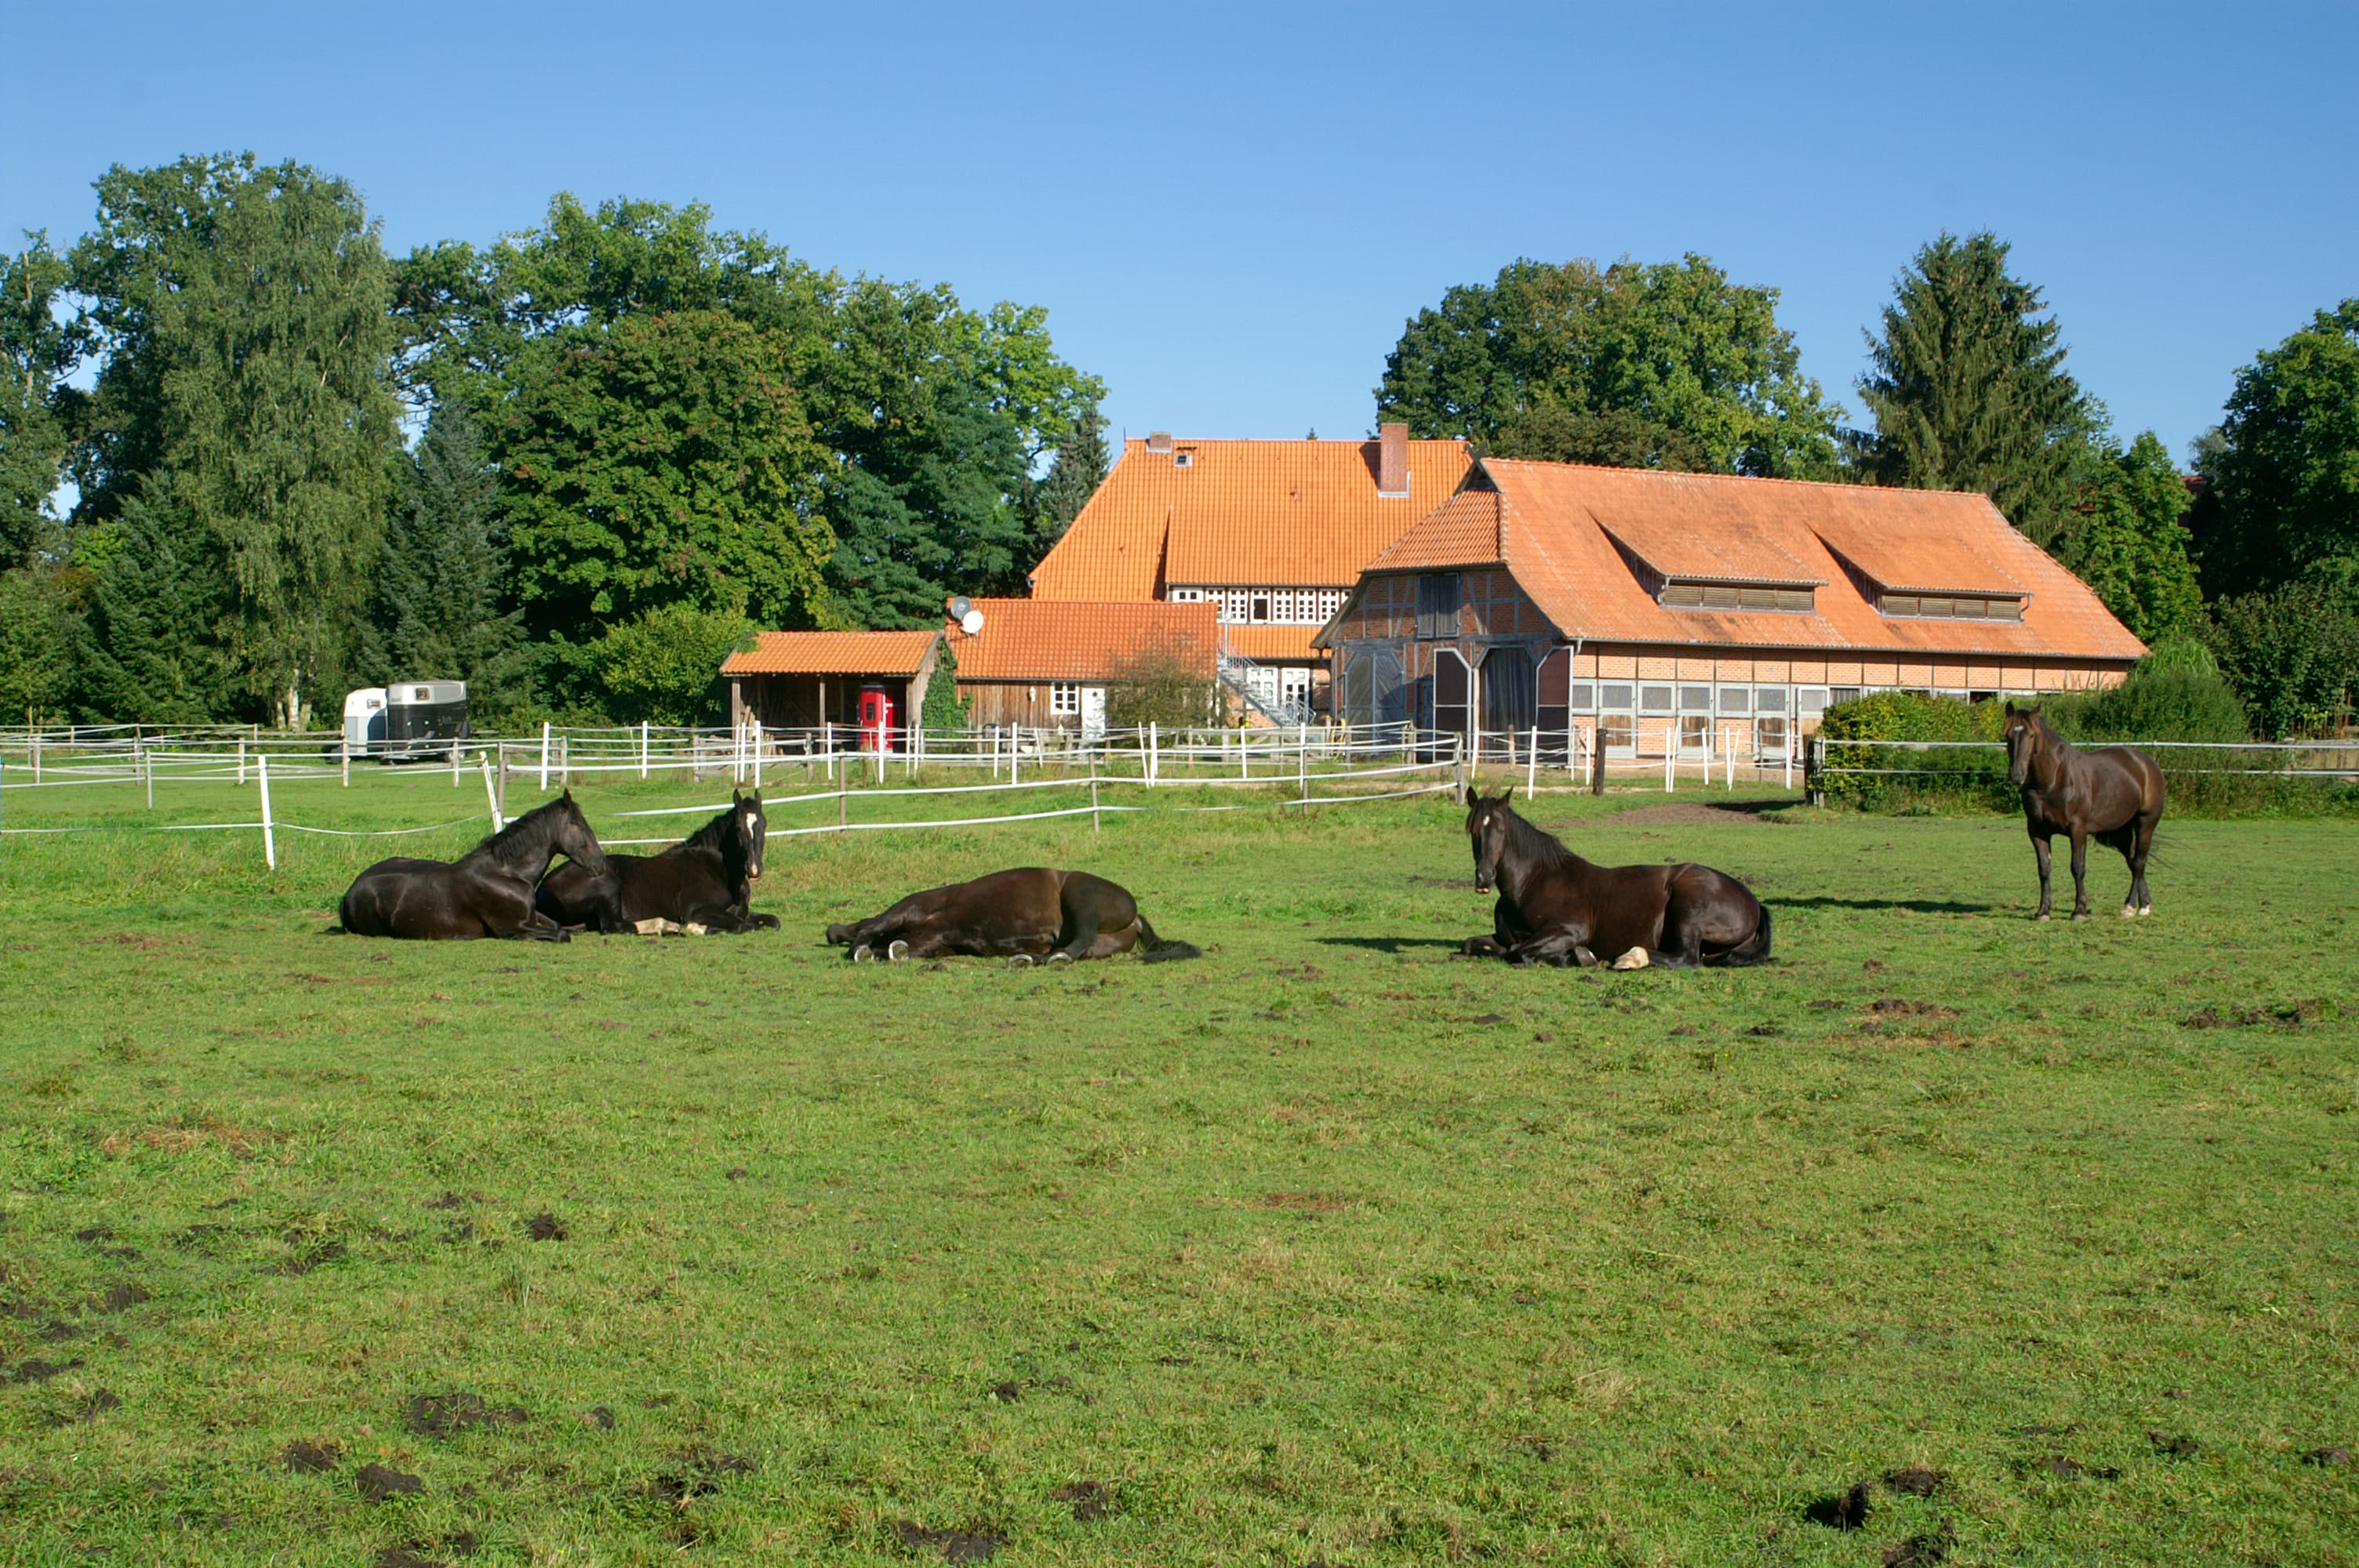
(2148, 1431), (2200, 1460)
(1050, 1480), (1113, 1521)
(1884, 1466), (1944, 1497)
(407, 1392), (528, 1439)
(357, 1463), (423, 1501)
(2035, 1455), (2120, 1481)
(987, 1381), (1022, 1403)
(99, 1283), (150, 1312)
(1881, 1525), (1952, 1567)
(646, 1446), (754, 1504)
(893, 1519), (1005, 1561)
(2302, 1445), (2351, 1467)
(54, 1388), (121, 1424)
(1805, 1483), (1872, 1530)
(98, 1121), (284, 1156)
(1614, 804), (1780, 827)
(522, 1212), (567, 1242)
(1867, 998), (1958, 1019)
(2183, 1000), (2329, 1029)
(582, 1406), (616, 1430)
(1256, 1192), (1352, 1214)
(7, 1357), (82, 1384)
(281, 1439), (342, 1473)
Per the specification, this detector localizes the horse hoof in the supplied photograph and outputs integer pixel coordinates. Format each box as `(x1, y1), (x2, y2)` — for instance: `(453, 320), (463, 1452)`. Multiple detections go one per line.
(1007, 954), (1034, 970)
(2122, 904), (2139, 919)
(2035, 913), (2051, 923)
(888, 939), (910, 962)
(683, 923), (708, 937)
(2070, 911), (2089, 922)
(1610, 946), (1650, 971)
(852, 944), (874, 964)
(1573, 946), (1598, 968)
(2139, 905), (2154, 917)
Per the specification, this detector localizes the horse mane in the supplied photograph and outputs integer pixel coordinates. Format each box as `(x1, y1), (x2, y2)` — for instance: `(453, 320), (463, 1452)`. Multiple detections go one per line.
(1499, 800), (1584, 873)
(670, 804), (743, 858)
(461, 793), (574, 862)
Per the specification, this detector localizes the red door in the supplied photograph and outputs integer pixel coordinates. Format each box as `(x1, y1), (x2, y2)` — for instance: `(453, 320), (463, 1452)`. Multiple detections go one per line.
(859, 684), (896, 752)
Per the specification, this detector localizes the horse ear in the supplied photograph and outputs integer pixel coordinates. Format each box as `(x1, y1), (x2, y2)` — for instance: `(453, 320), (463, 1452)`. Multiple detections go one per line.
(1500, 785), (1515, 804)
(2004, 699), (2016, 716)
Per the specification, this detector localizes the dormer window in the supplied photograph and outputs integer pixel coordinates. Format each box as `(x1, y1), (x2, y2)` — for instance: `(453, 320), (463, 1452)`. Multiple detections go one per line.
(1880, 592), (2024, 622)
(1657, 581), (1816, 612)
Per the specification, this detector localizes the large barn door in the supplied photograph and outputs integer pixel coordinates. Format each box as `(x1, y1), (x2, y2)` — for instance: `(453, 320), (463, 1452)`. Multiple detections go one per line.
(1343, 648), (1405, 734)
(1480, 646), (1535, 743)
(1536, 647), (1571, 764)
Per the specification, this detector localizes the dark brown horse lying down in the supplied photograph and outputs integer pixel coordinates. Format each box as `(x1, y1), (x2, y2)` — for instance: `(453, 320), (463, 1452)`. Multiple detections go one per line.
(825, 868), (1201, 966)
(1459, 789), (1771, 969)
(338, 793), (608, 941)
(2004, 701), (2166, 919)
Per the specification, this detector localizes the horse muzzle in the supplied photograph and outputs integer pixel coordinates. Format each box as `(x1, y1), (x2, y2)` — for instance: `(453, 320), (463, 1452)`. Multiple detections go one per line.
(1474, 878), (1492, 894)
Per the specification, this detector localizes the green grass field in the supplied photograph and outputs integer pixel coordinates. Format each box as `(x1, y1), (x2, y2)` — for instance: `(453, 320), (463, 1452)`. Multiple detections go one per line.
(2, 767), (2355, 1566)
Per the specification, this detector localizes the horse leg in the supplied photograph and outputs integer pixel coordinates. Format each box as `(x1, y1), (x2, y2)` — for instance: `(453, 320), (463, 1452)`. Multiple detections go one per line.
(2032, 833), (2054, 920)
(1459, 935), (1510, 959)
(2130, 813), (2158, 915)
(2068, 829), (2091, 920)
(1509, 930), (1597, 967)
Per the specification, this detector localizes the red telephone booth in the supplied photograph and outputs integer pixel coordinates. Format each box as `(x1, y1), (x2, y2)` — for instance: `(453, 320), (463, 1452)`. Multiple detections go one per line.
(858, 683), (896, 753)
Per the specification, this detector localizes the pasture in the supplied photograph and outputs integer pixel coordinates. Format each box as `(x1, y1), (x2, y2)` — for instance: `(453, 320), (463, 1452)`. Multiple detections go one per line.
(2, 771), (2355, 1566)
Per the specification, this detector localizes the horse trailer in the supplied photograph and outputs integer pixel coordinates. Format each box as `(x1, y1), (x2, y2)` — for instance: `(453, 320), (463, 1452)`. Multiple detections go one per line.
(336, 681), (469, 761)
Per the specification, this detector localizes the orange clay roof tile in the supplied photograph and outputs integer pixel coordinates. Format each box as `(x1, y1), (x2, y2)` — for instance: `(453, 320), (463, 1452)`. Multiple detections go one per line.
(943, 599), (1219, 683)
(722, 630), (939, 677)
(1327, 459), (2146, 663)
(1030, 436), (1472, 600)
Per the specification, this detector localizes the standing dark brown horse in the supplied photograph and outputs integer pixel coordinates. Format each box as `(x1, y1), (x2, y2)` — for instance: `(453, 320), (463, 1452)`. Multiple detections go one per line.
(2003, 701), (2166, 920)
(536, 790), (776, 935)
(1459, 789), (1772, 969)
(824, 868), (1201, 967)
(336, 792), (609, 941)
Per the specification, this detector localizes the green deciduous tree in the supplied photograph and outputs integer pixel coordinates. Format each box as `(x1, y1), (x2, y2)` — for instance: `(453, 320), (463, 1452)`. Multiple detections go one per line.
(589, 601), (754, 727)
(369, 408), (529, 721)
(2055, 430), (2201, 644)
(2192, 299), (2359, 597)
(76, 477), (236, 723)
(1852, 232), (2102, 543)
(1376, 256), (1845, 477)
(0, 233), (89, 568)
(2200, 581), (2359, 739)
(395, 196), (1103, 646)
(0, 564), (83, 724)
(71, 154), (403, 725)
(498, 309), (834, 636)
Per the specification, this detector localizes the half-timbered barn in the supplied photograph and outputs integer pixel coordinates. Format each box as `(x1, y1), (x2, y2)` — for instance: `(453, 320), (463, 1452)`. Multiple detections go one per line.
(723, 630), (941, 734)
(1027, 424), (1470, 721)
(1314, 458), (2147, 766)
(943, 598), (1219, 735)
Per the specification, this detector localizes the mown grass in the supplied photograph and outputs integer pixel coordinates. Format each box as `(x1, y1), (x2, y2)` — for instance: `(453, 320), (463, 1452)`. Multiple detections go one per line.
(2, 771), (2355, 1566)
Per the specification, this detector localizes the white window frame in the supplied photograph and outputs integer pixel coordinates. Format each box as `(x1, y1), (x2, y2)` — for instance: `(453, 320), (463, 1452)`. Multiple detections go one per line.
(1049, 682), (1081, 716)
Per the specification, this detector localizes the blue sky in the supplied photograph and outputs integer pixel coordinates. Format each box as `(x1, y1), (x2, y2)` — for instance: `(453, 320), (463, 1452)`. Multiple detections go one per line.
(5, 1), (2351, 462)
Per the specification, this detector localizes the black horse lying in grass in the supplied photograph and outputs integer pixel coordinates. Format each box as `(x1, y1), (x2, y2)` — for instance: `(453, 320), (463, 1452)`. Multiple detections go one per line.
(1458, 789), (1772, 969)
(536, 789), (776, 935)
(337, 792), (608, 942)
(825, 868), (1201, 967)
(2004, 701), (2166, 920)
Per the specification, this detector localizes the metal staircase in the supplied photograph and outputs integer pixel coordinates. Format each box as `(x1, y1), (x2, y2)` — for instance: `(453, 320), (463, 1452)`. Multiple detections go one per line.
(1217, 645), (1314, 728)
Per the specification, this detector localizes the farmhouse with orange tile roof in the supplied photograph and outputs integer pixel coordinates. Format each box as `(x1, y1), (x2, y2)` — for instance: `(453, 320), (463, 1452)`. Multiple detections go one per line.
(1029, 424), (1469, 721)
(1314, 457), (2146, 765)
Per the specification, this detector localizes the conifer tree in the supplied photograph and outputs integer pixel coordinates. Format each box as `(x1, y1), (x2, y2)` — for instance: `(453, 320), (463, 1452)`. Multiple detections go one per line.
(1027, 398), (1109, 560)
(370, 409), (529, 718)
(1853, 232), (2100, 542)
(78, 477), (236, 722)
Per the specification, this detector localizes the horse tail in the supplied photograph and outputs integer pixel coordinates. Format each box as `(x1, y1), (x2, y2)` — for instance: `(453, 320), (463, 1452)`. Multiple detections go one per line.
(1134, 913), (1202, 963)
(1722, 900), (1773, 967)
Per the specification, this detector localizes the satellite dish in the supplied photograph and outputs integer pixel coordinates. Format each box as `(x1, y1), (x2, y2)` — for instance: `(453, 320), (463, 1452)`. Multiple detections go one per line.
(960, 609), (985, 636)
(947, 595), (973, 620)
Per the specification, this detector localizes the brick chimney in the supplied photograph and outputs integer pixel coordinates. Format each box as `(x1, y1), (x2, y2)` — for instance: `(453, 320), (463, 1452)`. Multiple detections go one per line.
(1377, 421), (1409, 496)
(1146, 430), (1174, 453)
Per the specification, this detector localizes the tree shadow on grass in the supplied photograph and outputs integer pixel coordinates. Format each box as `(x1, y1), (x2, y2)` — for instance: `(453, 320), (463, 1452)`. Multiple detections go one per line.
(1313, 936), (1468, 954)
(1771, 897), (1996, 914)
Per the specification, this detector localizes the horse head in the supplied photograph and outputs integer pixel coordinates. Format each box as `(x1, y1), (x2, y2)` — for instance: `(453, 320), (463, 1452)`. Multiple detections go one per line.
(733, 789), (767, 883)
(1466, 787), (1518, 893)
(554, 790), (612, 877)
(2002, 702), (2048, 787)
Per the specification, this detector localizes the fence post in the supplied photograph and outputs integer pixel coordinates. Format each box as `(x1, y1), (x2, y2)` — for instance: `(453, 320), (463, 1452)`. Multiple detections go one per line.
(29, 731), (38, 786)
(560, 733), (571, 788)
(1453, 734), (1468, 802)
(236, 736), (245, 786)
(257, 753), (276, 871)
(1724, 727), (1734, 789)
(1808, 733), (1825, 808)
(1148, 722), (1158, 787)
(753, 719), (764, 790)
(496, 744), (509, 825)
(1298, 723), (1310, 814)
(539, 721), (551, 791)
(1012, 726), (1021, 787)
(453, 739), (462, 787)
(142, 739), (154, 810)
(1590, 724), (1606, 797)
(823, 720), (833, 783)
(1527, 724), (1539, 796)
(1090, 757), (1102, 833)
(1663, 727), (1674, 793)
(482, 754), (504, 832)
(640, 720), (650, 781)
(838, 774), (849, 836)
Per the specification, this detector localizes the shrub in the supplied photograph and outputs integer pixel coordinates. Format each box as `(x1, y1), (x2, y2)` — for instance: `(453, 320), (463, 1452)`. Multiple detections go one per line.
(2201, 583), (2359, 739)
(1817, 692), (2008, 810)
(591, 604), (754, 727)
(1104, 641), (1218, 731)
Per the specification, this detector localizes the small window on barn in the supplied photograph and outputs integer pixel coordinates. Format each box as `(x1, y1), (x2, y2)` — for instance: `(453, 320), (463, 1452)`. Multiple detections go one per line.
(1639, 684), (1674, 716)
(1678, 684), (1712, 713)
(1659, 579), (1813, 612)
(1600, 683), (1634, 711)
(1050, 683), (1080, 715)
(1174, 452), (1194, 468)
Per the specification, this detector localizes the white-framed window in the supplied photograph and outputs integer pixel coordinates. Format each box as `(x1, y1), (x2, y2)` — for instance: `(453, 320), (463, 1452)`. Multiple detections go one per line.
(1168, 587), (1205, 603)
(1639, 684), (1674, 716)
(1717, 686), (1751, 715)
(1049, 682), (1081, 715)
